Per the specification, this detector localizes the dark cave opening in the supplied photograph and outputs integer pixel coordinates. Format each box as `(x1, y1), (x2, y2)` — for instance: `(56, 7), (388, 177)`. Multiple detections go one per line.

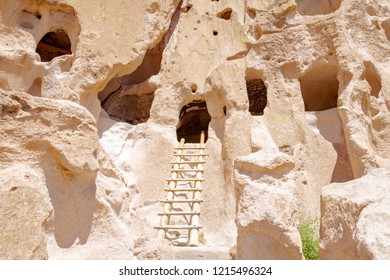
(177, 100), (211, 143)
(103, 92), (155, 125)
(246, 79), (268, 116)
(36, 29), (72, 62)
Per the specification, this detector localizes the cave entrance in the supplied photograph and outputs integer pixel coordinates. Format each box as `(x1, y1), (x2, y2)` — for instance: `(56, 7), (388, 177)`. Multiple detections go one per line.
(36, 29), (72, 62)
(101, 91), (155, 125)
(177, 100), (211, 143)
(246, 79), (268, 116)
(299, 65), (339, 111)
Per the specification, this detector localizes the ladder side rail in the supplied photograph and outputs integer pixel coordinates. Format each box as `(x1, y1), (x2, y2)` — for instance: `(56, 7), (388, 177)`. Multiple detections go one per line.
(188, 131), (205, 246)
(157, 138), (185, 239)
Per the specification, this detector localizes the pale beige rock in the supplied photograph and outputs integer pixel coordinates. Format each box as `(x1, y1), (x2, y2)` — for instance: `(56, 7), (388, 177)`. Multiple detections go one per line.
(320, 168), (390, 259)
(0, 165), (51, 260)
(0, 0), (181, 119)
(355, 197), (390, 260)
(172, 246), (230, 260)
(0, 89), (99, 258)
(132, 237), (172, 260)
(235, 149), (303, 260)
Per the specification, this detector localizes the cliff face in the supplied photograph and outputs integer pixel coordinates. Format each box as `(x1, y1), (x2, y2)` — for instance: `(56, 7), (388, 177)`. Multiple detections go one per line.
(0, 0), (389, 259)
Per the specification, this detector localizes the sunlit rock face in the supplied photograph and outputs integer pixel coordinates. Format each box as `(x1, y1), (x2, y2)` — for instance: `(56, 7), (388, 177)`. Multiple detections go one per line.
(1, 0), (389, 259)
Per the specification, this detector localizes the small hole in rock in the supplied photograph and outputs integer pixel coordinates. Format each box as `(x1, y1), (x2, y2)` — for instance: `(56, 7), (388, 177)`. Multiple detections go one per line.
(182, 4), (193, 13)
(217, 8), (233, 20)
(191, 84), (198, 93)
(213, 30), (218, 36)
(36, 29), (72, 62)
(177, 100), (211, 143)
(10, 187), (18, 192)
(247, 8), (256, 19)
(223, 106), (227, 116)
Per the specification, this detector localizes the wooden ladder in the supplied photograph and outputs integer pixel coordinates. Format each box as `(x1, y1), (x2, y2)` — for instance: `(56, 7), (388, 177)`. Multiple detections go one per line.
(155, 131), (206, 246)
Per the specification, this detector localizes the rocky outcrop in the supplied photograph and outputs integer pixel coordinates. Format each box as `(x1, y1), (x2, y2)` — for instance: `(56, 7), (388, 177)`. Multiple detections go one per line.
(1, 0), (390, 259)
(0, 0), (181, 119)
(0, 90), (135, 259)
(320, 169), (390, 259)
(0, 165), (51, 259)
(132, 237), (172, 260)
(0, 89), (99, 258)
(234, 149), (303, 260)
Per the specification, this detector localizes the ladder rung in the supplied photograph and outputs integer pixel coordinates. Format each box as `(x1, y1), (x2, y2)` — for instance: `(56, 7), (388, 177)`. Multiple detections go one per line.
(164, 188), (203, 192)
(171, 161), (206, 164)
(157, 211), (201, 215)
(171, 169), (204, 172)
(166, 178), (204, 181)
(174, 153), (208, 156)
(160, 199), (204, 203)
(154, 225), (202, 230)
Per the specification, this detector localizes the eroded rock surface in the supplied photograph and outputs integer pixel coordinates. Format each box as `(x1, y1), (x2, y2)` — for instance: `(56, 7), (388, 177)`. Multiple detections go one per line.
(1, 0), (390, 259)
(320, 169), (390, 260)
(235, 149), (303, 259)
(0, 89), (99, 258)
(0, 166), (51, 260)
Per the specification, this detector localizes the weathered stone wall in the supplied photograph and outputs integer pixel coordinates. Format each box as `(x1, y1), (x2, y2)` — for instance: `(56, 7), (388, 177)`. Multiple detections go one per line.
(1, 0), (389, 259)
